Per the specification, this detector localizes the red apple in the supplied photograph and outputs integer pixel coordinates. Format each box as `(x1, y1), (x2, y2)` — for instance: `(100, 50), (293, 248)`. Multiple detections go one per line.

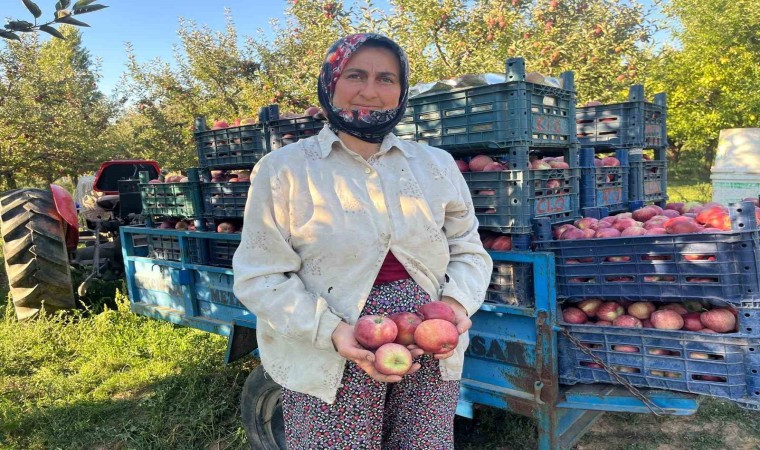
(621, 226), (647, 237)
(666, 202), (685, 213)
(468, 155), (494, 172)
(574, 217), (599, 230)
(418, 301), (456, 323)
(595, 320), (613, 326)
(601, 156), (620, 167)
(641, 319), (653, 328)
(627, 301), (655, 320)
(661, 209), (680, 218)
(389, 312), (422, 346)
(646, 227), (667, 235)
(613, 344), (640, 353)
(681, 312), (703, 331)
(700, 308), (736, 333)
(491, 235), (513, 251)
(455, 159), (469, 172)
(650, 310), (684, 330)
(553, 223), (575, 239)
(613, 315), (643, 328)
(354, 315), (398, 350)
(563, 307), (588, 324)
(613, 218), (640, 231)
(578, 299), (602, 317)
(483, 161), (506, 172)
(216, 221), (237, 233)
(211, 120), (229, 130)
(531, 160), (552, 170)
(559, 227), (586, 240)
(414, 319), (459, 353)
(595, 228), (621, 238)
(373, 343), (413, 375)
(660, 303), (688, 315)
(632, 206), (659, 222)
(597, 302), (625, 321)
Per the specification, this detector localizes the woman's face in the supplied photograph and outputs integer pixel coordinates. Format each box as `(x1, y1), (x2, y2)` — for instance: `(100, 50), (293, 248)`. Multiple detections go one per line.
(332, 45), (401, 112)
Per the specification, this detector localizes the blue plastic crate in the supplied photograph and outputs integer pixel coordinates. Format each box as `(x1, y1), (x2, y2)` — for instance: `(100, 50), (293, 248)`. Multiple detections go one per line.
(268, 114), (326, 150)
(195, 124), (268, 169)
(465, 167), (580, 234)
(202, 181), (250, 219)
(534, 203), (760, 302)
(579, 148), (629, 213)
(140, 177), (204, 219)
(486, 261), (533, 307)
(394, 57), (576, 154)
(147, 233), (204, 264)
(207, 239), (239, 268)
(576, 85), (667, 149)
(629, 151), (667, 205)
(557, 323), (760, 407)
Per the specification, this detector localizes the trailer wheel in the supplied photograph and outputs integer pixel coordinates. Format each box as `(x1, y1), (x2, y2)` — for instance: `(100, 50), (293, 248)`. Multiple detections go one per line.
(241, 365), (286, 450)
(0, 188), (75, 321)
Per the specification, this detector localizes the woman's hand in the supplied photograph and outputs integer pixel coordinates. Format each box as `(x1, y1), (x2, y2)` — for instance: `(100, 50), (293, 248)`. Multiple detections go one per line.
(434, 296), (472, 360)
(332, 321), (423, 382)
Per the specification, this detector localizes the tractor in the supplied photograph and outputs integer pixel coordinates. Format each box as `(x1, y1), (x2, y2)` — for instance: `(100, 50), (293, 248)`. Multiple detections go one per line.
(0, 160), (161, 321)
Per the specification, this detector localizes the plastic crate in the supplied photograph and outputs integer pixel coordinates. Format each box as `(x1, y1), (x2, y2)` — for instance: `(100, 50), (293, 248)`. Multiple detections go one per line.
(207, 239), (239, 267)
(139, 171), (203, 218)
(579, 148), (629, 213)
(202, 181), (250, 219)
(534, 202), (760, 302)
(629, 149), (667, 205)
(195, 124), (268, 169)
(464, 167), (580, 234)
(557, 323), (760, 407)
(576, 85), (667, 149)
(268, 115), (326, 150)
(147, 234), (204, 264)
(394, 58), (576, 155)
(485, 262), (533, 307)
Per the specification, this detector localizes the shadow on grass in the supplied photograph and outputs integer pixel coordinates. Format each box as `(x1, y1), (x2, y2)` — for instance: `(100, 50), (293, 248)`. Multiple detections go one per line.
(1, 358), (256, 450)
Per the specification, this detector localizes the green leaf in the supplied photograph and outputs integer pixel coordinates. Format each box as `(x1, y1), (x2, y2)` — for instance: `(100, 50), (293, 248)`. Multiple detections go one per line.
(40, 25), (66, 39)
(4, 21), (34, 32)
(55, 15), (90, 27)
(73, 4), (108, 15)
(22, 0), (42, 18)
(0, 30), (20, 40)
(73, 0), (97, 7)
(55, 0), (70, 10)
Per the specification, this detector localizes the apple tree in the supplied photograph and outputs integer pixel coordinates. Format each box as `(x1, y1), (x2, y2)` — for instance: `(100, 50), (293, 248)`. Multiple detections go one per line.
(1, 0), (108, 41)
(649, 0), (760, 177)
(0, 25), (114, 191)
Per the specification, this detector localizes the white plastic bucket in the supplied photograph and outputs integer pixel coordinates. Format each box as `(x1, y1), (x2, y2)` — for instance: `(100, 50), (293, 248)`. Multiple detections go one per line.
(712, 128), (760, 174)
(711, 172), (760, 204)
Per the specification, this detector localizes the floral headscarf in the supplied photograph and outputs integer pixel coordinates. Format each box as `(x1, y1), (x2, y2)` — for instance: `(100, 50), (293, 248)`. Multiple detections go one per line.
(317, 33), (410, 143)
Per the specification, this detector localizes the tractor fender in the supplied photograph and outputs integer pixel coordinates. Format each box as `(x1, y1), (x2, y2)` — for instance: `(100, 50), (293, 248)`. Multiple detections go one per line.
(50, 184), (80, 249)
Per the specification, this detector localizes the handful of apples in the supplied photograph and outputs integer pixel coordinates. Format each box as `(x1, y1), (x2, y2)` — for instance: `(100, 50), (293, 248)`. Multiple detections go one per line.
(353, 301), (460, 376)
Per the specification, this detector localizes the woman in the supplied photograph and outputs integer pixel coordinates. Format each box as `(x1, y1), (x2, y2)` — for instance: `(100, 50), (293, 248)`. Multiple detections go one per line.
(233, 33), (492, 449)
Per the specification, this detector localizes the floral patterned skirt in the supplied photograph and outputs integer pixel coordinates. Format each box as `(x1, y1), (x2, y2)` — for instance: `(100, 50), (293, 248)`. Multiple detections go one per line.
(281, 278), (460, 449)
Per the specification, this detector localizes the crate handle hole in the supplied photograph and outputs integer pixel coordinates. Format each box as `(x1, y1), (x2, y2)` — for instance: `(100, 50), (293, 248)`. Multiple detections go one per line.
(746, 328), (753, 333)
(692, 374), (726, 382)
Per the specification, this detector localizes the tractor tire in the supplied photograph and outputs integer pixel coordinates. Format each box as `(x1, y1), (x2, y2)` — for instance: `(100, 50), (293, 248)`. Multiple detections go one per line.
(0, 188), (75, 321)
(240, 365), (286, 450)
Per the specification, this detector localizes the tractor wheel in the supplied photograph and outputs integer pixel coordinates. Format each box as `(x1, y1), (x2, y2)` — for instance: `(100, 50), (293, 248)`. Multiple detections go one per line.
(0, 188), (75, 321)
(240, 365), (286, 450)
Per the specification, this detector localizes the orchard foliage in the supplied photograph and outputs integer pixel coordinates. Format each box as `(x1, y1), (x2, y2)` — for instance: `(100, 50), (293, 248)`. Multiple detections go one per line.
(650, 0), (760, 176)
(0, 26), (113, 191)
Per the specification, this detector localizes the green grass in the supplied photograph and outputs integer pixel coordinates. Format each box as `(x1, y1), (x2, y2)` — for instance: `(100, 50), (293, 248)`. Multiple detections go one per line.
(667, 177), (713, 204)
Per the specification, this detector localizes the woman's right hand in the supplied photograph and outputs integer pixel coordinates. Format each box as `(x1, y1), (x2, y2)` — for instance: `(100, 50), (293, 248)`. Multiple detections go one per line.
(331, 321), (421, 383)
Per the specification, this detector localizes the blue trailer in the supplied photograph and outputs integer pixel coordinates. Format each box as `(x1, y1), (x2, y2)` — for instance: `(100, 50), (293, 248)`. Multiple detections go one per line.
(120, 226), (702, 450)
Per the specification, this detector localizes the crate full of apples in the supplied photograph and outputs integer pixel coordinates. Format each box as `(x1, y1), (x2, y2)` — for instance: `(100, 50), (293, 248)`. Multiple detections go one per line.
(267, 106), (326, 150)
(201, 169), (251, 219)
(195, 117), (268, 169)
(535, 200), (760, 302)
(578, 148), (629, 213)
(140, 170), (203, 219)
(456, 154), (580, 234)
(557, 300), (760, 408)
(352, 301), (460, 376)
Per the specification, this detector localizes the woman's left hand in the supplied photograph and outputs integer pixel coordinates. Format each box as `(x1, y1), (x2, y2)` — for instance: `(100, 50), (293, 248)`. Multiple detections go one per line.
(434, 296), (472, 360)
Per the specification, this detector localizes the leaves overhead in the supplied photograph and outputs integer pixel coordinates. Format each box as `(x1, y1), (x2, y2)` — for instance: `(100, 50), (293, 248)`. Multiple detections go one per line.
(1, 1), (108, 41)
